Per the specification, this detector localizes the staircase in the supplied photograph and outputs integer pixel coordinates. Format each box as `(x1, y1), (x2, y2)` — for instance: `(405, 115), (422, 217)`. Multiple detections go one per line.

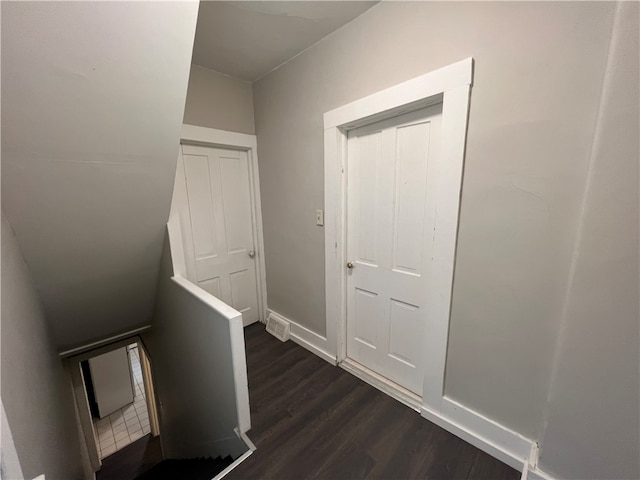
(134, 456), (234, 480)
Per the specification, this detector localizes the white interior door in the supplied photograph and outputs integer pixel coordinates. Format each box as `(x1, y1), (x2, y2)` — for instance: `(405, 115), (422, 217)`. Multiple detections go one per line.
(89, 347), (134, 419)
(346, 104), (442, 396)
(181, 144), (260, 326)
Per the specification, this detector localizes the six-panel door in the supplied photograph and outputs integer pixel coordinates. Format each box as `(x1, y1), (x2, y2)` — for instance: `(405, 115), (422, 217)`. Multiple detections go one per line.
(346, 104), (442, 395)
(181, 144), (259, 326)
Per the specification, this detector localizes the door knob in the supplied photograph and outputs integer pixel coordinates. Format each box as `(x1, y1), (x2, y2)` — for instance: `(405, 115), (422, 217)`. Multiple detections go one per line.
(346, 261), (355, 269)
(248, 250), (256, 259)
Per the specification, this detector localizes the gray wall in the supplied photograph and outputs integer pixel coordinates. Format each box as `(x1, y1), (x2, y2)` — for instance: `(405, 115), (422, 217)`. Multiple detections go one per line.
(183, 64), (255, 134)
(1, 214), (84, 480)
(253, 2), (638, 475)
(537, 3), (639, 478)
(253, 1), (613, 439)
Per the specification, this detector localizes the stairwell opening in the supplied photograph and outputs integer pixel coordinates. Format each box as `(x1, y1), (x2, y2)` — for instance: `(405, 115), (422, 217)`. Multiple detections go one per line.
(65, 334), (162, 476)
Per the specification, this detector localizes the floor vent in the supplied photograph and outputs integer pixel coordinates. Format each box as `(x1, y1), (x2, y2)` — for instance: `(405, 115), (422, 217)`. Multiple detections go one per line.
(266, 313), (290, 342)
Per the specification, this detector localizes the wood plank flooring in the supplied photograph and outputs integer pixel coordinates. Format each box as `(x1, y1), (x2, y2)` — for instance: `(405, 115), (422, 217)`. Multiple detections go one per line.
(228, 323), (519, 480)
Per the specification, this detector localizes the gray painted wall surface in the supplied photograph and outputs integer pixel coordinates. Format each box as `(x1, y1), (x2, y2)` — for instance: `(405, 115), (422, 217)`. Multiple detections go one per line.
(1, 214), (84, 480)
(183, 64), (256, 134)
(253, 1), (614, 440)
(1, 2), (198, 349)
(537, 3), (639, 478)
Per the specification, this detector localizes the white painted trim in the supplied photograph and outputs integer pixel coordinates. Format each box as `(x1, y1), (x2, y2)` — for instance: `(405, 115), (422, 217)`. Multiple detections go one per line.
(167, 188), (188, 278)
(324, 58), (473, 129)
(320, 57), (546, 477)
(324, 125), (348, 360)
(66, 360), (101, 472)
(266, 309), (337, 365)
(178, 125), (268, 325)
(441, 397), (533, 460)
(212, 428), (256, 480)
(234, 427), (256, 452)
(421, 396), (540, 474)
(64, 334), (164, 474)
(320, 58), (546, 477)
(138, 344), (161, 437)
(520, 443), (551, 480)
(340, 358), (421, 412)
(58, 325), (151, 358)
(181, 124), (257, 151)
(214, 450), (254, 480)
(324, 57), (473, 413)
(230, 312), (251, 434)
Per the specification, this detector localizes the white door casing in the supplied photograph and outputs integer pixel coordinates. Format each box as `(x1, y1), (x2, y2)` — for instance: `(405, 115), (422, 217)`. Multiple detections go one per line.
(324, 58), (473, 413)
(180, 144), (260, 326)
(171, 125), (268, 327)
(346, 105), (442, 396)
(64, 334), (162, 473)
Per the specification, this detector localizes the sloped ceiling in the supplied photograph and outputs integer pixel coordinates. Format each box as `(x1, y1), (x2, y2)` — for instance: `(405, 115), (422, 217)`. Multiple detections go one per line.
(192, 1), (377, 81)
(1, 1), (199, 349)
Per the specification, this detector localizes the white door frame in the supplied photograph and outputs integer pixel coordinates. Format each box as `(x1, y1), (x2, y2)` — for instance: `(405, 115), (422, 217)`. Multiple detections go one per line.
(324, 58), (473, 415)
(177, 125), (268, 325)
(65, 335), (161, 472)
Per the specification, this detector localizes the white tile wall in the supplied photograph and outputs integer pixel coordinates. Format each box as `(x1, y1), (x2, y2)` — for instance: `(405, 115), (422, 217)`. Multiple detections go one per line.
(93, 344), (151, 459)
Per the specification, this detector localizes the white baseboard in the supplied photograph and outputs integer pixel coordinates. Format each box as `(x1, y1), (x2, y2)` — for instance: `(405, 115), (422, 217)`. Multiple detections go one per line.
(421, 397), (552, 478)
(266, 309), (337, 365)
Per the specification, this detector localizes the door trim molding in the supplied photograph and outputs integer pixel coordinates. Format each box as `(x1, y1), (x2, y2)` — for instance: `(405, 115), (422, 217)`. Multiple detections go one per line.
(323, 58), (473, 414)
(340, 358), (422, 412)
(177, 125), (268, 325)
(65, 335), (162, 473)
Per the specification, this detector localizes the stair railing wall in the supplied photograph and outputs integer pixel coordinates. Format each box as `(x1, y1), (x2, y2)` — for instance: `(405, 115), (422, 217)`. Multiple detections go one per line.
(146, 222), (251, 460)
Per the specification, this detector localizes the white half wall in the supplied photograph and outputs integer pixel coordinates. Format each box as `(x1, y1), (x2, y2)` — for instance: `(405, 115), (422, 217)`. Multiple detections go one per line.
(147, 227), (250, 460)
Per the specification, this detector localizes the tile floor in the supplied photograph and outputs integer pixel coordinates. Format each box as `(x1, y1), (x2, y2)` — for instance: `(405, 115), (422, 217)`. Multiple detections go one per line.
(93, 344), (151, 459)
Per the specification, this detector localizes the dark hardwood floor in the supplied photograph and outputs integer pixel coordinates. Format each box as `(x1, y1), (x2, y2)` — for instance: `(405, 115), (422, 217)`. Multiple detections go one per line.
(228, 323), (519, 480)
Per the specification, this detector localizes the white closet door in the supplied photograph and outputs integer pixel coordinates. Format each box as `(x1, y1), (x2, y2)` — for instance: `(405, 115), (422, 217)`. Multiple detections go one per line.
(181, 144), (259, 326)
(89, 347), (134, 419)
(346, 104), (442, 395)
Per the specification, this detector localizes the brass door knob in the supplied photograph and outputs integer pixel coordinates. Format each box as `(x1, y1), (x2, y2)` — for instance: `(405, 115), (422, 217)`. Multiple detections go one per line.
(346, 261), (355, 269)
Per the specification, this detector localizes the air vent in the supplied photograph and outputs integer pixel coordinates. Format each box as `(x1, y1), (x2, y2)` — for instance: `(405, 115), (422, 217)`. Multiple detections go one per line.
(266, 313), (290, 342)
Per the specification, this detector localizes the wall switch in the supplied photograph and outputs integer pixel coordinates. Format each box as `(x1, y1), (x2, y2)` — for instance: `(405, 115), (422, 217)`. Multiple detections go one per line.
(316, 209), (324, 226)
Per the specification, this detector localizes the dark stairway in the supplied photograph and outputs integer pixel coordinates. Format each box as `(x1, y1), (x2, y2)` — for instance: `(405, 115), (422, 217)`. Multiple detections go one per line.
(96, 435), (235, 480)
(134, 456), (234, 480)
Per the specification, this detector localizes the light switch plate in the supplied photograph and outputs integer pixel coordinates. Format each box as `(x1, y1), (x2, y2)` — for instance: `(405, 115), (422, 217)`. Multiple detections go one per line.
(316, 209), (324, 226)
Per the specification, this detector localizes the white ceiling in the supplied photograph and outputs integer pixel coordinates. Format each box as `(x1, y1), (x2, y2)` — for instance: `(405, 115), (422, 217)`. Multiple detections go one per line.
(1, 1), (198, 349)
(192, 1), (378, 81)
